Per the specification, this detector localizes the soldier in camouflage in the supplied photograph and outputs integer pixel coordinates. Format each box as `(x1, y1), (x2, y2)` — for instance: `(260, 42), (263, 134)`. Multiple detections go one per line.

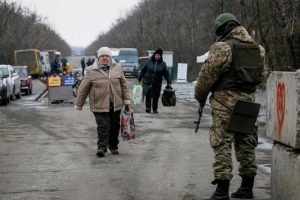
(194, 13), (267, 200)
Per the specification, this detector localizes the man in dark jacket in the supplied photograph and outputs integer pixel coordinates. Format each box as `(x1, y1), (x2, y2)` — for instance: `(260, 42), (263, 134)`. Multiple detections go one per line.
(50, 58), (60, 75)
(138, 48), (172, 113)
(86, 58), (95, 67)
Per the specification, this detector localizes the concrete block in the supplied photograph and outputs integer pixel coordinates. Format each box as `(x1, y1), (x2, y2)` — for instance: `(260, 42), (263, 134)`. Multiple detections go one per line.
(272, 143), (300, 200)
(266, 72), (300, 149)
(48, 86), (73, 101)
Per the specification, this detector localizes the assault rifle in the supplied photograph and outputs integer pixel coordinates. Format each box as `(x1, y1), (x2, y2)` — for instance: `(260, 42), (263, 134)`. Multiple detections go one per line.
(194, 104), (204, 133)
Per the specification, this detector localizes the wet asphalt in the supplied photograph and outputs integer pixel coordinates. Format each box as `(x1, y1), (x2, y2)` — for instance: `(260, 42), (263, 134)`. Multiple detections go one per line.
(0, 79), (271, 200)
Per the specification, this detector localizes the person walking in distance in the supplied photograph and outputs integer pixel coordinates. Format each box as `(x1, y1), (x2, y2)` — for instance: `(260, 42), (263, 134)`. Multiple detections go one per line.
(138, 48), (172, 113)
(81, 57), (86, 76)
(194, 13), (267, 200)
(75, 47), (131, 157)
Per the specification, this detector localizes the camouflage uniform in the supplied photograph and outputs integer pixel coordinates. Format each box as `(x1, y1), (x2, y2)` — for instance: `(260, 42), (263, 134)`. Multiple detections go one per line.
(195, 26), (267, 181)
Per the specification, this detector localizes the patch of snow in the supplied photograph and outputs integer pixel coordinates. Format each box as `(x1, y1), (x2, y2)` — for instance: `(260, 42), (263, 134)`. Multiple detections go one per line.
(258, 164), (271, 174)
(257, 142), (273, 151)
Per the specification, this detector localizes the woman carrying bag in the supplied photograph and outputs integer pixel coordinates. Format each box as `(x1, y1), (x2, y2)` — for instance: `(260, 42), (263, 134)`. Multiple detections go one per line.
(75, 47), (131, 157)
(138, 48), (172, 113)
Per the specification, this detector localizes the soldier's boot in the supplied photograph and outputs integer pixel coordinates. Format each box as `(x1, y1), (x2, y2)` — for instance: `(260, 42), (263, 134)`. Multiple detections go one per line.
(206, 180), (230, 200)
(231, 176), (254, 199)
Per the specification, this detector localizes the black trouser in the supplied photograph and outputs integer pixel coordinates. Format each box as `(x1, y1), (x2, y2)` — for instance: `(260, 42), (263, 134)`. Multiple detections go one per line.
(82, 67), (85, 76)
(93, 109), (121, 151)
(145, 90), (159, 112)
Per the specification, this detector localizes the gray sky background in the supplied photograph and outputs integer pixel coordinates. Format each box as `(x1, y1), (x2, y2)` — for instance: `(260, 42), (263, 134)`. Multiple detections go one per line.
(13, 0), (142, 47)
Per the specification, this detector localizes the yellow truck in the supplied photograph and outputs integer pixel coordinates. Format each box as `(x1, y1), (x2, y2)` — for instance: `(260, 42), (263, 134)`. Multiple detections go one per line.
(14, 49), (42, 77)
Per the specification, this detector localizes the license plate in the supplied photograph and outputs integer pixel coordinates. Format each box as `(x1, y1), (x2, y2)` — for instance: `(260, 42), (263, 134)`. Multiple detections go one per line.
(125, 67), (133, 72)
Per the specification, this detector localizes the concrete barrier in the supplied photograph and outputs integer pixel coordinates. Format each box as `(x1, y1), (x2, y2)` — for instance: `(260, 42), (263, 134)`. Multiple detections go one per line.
(267, 71), (300, 200)
(272, 143), (300, 200)
(266, 71), (300, 149)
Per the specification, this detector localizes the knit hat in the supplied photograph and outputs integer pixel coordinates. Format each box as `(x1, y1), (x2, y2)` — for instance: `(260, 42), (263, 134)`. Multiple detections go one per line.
(97, 47), (112, 57)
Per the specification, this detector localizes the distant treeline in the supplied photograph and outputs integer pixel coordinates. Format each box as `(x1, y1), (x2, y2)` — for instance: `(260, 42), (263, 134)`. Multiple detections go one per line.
(0, 0), (71, 64)
(85, 0), (300, 81)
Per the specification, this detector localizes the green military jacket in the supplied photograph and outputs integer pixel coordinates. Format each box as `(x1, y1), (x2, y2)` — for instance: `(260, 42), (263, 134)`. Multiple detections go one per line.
(194, 26), (267, 113)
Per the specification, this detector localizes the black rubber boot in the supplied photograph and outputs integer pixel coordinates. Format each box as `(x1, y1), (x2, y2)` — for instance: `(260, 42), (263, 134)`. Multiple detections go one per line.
(231, 176), (254, 199)
(206, 179), (230, 200)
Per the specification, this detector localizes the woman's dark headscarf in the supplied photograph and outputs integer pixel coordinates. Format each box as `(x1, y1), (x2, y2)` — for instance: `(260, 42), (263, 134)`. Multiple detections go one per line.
(151, 48), (163, 62)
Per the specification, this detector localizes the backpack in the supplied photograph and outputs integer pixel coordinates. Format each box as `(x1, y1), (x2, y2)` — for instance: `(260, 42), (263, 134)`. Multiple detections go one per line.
(162, 88), (176, 107)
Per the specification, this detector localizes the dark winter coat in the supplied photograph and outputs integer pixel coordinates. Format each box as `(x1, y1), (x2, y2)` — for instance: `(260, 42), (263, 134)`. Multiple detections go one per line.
(138, 50), (171, 98)
(51, 59), (60, 74)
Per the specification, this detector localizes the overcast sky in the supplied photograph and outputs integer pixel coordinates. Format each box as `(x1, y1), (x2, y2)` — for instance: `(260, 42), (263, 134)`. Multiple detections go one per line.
(13, 0), (142, 47)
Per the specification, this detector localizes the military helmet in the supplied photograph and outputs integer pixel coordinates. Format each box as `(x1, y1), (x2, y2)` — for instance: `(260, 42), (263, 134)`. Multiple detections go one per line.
(215, 13), (240, 34)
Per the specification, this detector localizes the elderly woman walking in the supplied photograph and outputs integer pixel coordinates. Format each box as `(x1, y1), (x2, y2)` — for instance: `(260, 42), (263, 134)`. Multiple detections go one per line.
(138, 48), (172, 113)
(75, 47), (131, 157)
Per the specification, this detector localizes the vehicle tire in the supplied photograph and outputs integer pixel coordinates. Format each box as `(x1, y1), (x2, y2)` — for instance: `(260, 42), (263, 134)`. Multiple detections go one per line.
(10, 87), (16, 100)
(29, 87), (32, 94)
(25, 89), (28, 95)
(16, 90), (21, 99)
(5, 87), (10, 104)
(1, 100), (5, 106)
(1, 89), (7, 106)
(6, 94), (10, 104)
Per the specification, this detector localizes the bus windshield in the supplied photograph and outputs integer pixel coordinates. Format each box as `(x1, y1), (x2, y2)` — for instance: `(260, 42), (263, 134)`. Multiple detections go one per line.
(16, 51), (35, 67)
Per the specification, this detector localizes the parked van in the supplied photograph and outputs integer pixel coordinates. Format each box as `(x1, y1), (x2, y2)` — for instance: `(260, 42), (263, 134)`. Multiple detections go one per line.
(44, 49), (61, 65)
(40, 51), (51, 74)
(118, 48), (138, 77)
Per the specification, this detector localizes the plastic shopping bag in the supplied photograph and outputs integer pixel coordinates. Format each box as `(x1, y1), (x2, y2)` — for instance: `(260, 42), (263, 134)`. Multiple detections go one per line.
(132, 83), (143, 104)
(120, 108), (136, 140)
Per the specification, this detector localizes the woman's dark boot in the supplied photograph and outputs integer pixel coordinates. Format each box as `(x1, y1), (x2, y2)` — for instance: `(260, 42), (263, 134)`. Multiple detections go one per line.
(231, 176), (254, 199)
(207, 179), (230, 200)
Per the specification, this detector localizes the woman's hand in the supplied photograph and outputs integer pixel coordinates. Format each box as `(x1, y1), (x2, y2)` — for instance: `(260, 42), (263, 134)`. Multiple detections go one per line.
(166, 84), (173, 90)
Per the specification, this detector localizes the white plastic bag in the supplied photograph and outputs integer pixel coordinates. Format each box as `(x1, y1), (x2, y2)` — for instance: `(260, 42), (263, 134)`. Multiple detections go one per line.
(132, 83), (143, 104)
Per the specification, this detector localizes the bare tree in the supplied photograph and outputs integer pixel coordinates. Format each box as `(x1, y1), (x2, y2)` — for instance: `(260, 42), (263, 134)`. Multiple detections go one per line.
(0, 0), (71, 64)
(85, 0), (300, 79)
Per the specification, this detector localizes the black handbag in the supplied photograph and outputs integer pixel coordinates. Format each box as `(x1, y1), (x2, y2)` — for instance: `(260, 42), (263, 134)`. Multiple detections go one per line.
(162, 87), (176, 107)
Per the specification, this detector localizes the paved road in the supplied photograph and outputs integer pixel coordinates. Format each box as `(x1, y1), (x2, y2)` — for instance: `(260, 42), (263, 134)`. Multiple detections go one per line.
(0, 79), (271, 200)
